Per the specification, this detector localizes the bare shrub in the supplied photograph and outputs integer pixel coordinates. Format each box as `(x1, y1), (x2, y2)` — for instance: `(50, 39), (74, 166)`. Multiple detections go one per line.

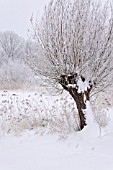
(94, 108), (110, 127)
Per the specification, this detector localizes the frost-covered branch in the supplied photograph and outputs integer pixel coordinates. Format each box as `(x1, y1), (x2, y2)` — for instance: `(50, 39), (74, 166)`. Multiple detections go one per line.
(27, 0), (113, 95)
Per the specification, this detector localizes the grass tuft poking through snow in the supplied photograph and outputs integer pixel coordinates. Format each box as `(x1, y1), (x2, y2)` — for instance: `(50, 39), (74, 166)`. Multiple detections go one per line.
(0, 90), (79, 135)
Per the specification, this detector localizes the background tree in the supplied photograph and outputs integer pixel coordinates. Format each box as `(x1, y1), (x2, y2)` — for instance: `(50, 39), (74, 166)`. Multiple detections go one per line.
(0, 31), (33, 86)
(27, 0), (113, 130)
(0, 31), (25, 61)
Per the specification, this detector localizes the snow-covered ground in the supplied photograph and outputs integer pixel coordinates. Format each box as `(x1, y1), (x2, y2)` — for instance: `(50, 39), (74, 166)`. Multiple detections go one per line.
(0, 90), (113, 170)
(0, 90), (79, 134)
(0, 130), (113, 170)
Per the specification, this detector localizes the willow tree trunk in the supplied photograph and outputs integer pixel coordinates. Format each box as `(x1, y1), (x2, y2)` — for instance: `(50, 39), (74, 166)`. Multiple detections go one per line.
(59, 74), (92, 130)
(69, 89), (87, 130)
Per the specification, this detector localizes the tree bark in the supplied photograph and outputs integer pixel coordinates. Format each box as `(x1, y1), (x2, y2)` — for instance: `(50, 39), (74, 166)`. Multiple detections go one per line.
(59, 74), (92, 130)
(69, 89), (87, 130)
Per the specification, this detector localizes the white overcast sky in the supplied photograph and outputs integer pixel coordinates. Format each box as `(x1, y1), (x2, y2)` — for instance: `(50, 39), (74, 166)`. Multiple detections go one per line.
(0, 0), (50, 38)
(0, 0), (108, 39)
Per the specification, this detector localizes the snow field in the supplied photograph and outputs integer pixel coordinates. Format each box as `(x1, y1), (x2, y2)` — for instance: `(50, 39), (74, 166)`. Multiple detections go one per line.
(0, 90), (112, 135)
(0, 90), (79, 135)
(0, 131), (113, 170)
(0, 90), (113, 170)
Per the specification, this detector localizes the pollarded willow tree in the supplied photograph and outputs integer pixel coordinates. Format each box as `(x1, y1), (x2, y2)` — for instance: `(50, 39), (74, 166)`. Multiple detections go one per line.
(28, 0), (113, 130)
